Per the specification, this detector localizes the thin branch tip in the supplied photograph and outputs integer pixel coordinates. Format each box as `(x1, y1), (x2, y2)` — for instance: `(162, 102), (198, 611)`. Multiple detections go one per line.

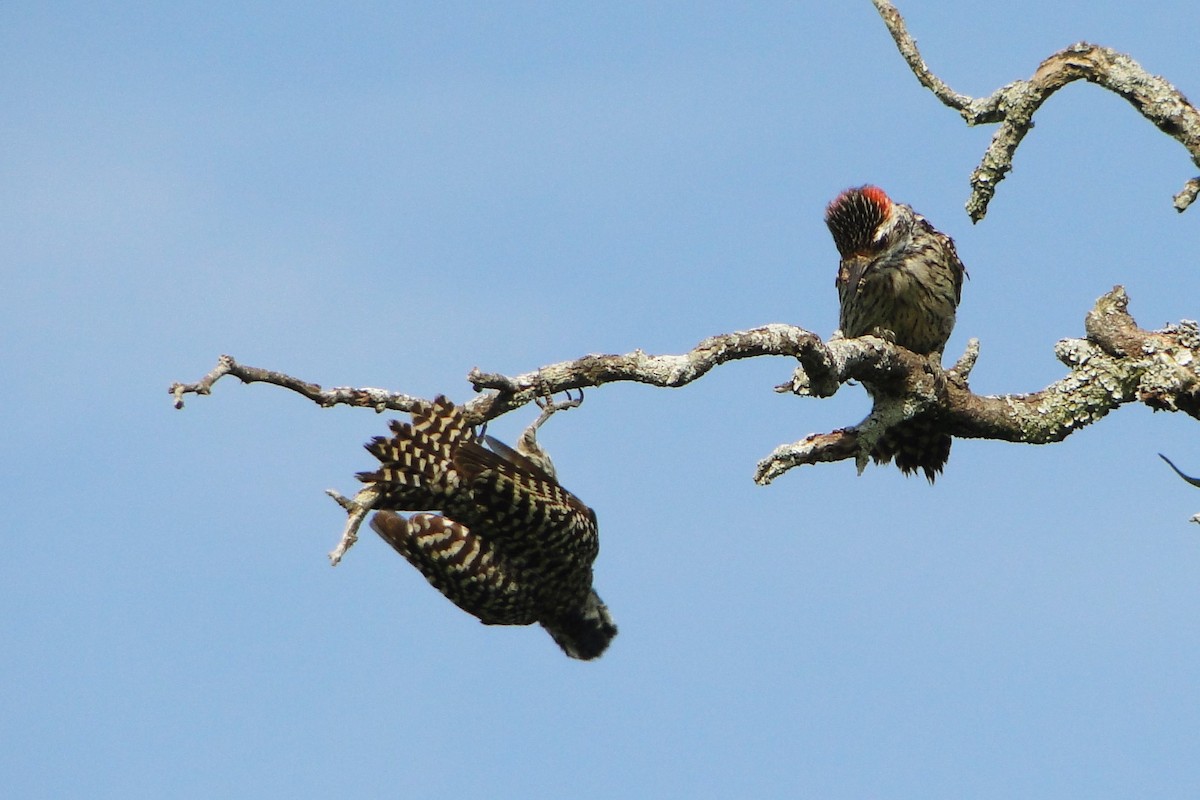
(1174, 178), (1200, 212)
(326, 486), (380, 566)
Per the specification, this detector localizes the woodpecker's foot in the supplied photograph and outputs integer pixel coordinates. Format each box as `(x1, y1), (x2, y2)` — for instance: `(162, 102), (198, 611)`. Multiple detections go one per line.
(513, 389), (584, 476)
(868, 327), (899, 345)
(528, 388), (584, 434)
(534, 387), (584, 415)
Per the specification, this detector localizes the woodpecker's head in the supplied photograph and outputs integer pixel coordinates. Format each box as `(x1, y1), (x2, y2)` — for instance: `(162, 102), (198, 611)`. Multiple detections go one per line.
(544, 589), (617, 660)
(825, 185), (910, 259)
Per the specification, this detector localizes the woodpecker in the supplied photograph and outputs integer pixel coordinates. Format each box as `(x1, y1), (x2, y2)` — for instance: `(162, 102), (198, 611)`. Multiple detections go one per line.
(824, 185), (967, 480)
(357, 396), (616, 660)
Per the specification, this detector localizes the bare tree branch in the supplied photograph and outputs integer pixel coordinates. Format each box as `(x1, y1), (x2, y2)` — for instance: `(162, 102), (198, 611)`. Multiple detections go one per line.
(169, 289), (1200, 493)
(169, 326), (839, 421)
(169, 354), (426, 413)
(872, 0), (1200, 219)
(468, 324), (839, 408)
(325, 486), (380, 565)
(756, 288), (1198, 483)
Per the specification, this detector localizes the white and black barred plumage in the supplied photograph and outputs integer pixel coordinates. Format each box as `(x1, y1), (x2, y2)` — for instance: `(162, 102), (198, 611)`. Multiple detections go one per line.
(358, 396), (616, 659)
(825, 185), (967, 480)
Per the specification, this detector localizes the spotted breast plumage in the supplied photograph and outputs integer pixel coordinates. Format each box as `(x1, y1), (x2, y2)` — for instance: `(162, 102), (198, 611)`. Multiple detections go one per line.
(357, 396), (616, 660)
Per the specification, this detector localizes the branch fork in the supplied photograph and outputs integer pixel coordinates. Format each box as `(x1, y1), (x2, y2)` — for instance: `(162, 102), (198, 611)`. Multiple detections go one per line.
(872, 0), (1200, 218)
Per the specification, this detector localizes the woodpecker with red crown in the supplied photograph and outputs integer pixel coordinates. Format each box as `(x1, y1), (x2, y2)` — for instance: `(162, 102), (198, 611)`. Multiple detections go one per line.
(824, 185), (967, 481)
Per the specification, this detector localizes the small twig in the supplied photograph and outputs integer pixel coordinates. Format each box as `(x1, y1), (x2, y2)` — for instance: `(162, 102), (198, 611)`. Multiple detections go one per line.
(871, 0), (982, 116)
(755, 429), (860, 484)
(949, 338), (981, 380)
(873, 1), (1200, 219)
(169, 354), (427, 413)
(170, 354), (235, 409)
(326, 485), (381, 565)
(1174, 178), (1200, 213)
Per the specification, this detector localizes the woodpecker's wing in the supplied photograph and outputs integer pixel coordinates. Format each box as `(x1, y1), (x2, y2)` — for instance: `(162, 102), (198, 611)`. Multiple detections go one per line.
(453, 440), (600, 568)
(915, 214), (968, 303)
(360, 399), (614, 659)
(371, 511), (538, 626)
(454, 440), (596, 530)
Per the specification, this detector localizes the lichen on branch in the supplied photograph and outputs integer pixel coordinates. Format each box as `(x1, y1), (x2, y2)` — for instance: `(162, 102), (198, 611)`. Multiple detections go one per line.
(169, 288), (1200, 492)
(872, 0), (1200, 218)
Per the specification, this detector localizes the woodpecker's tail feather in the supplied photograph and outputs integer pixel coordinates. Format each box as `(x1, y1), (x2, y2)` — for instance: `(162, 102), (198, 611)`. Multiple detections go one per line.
(542, 589), (618, 661)
(357, 396), (476, 509)
(872, 415), (952, 483)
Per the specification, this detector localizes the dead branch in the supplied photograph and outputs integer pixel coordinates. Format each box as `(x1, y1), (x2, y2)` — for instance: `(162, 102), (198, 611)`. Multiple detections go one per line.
(468, 324), (838, 406)
(168, 354), (426, 414)
(757, 287), (1198, 483)
(170, 288), (1200, 493)
(872, 1), (1200, 219)
(170, 325), (839, 422)
(325, 486), (380, 565)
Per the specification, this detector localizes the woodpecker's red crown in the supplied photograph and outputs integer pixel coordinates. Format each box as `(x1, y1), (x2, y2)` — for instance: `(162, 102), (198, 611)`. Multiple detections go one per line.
(825, 185), (894, 258)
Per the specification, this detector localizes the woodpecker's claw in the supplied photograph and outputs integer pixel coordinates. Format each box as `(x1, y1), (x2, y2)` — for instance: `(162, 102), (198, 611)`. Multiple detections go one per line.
(511, 389), (585, 478)
(534, 387), (584, 414)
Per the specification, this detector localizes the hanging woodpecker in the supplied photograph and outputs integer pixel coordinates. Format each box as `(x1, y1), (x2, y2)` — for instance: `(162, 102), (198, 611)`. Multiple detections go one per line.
(357, 396), (616, 660)
(824, 185), (967, 481)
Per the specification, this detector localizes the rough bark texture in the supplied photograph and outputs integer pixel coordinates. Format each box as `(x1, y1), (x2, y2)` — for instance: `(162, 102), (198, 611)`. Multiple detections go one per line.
(872, 0), (1200, 219)
(170, 288), (1200, 490)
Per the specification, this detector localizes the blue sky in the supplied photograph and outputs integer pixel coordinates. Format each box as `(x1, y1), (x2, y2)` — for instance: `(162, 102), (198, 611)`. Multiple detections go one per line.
(3, 2), (1200, 797)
